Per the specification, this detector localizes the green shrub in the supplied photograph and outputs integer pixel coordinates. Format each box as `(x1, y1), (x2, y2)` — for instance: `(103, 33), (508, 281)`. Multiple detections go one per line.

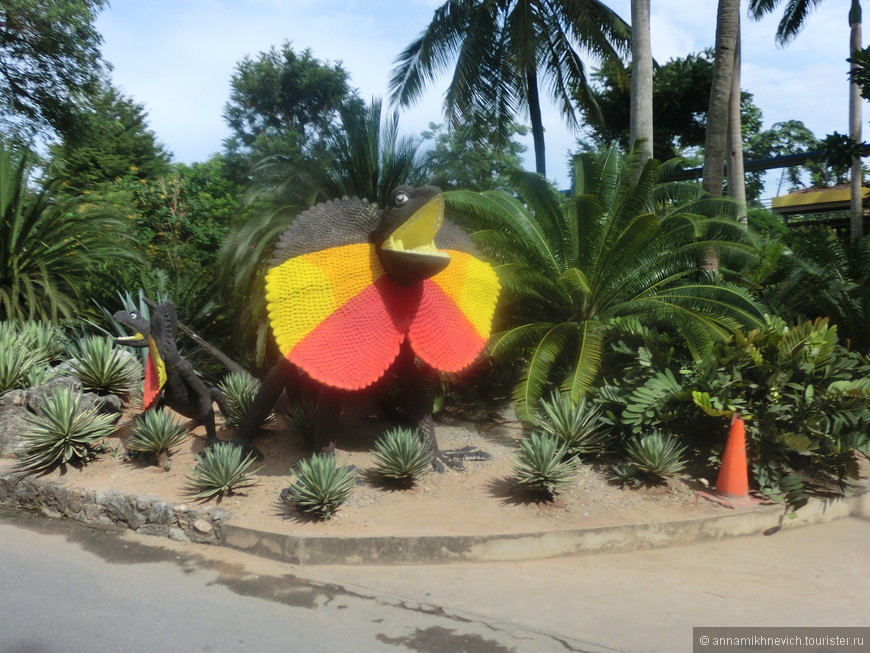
(624, 432), (687, 482)
(187, 443), (260, 501)
(371, 427), (433, 486)
(513, 432), (579, 499)
(286, 454), (356, 519)
(70, 336), (137, 397)
(217, 372), (260, 429)
(15, 321), (67, 363)
(18, 386), (116, 472)
(535, 393), (609, 458)
(129, 409), (189, 470)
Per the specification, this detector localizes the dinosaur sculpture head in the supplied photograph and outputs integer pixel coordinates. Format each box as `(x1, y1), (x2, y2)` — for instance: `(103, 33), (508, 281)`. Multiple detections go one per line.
(372, 185), (450, 286)
(113, 309), (151, 348)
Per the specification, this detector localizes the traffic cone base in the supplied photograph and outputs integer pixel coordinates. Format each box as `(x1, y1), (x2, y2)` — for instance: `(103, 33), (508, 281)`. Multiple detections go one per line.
(698, 415), (764, 509)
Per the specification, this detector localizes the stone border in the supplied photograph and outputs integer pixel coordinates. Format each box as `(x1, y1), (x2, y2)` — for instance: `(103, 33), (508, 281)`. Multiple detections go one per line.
(0, 468), (866, 565)
(0, 471), (228, 545)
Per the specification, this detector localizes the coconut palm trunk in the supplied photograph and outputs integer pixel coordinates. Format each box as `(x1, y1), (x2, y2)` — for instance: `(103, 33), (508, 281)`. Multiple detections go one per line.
(849, 0), (864, 241)
(703, 0), (741, 199)
(526, 67), (547, 176)
(630, 0), (654, 163)
(727, 13), (747, 223)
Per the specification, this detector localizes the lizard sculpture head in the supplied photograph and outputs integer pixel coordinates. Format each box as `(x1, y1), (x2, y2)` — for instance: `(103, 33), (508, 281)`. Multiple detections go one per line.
(113, 308), (152, 348)
(372, 185), (450, 286)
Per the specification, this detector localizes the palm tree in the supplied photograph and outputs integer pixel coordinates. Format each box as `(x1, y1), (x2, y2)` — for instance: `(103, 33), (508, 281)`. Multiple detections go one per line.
(447, 144), (765, 418)
(630, 0), (654, 163)
(389, 0), (631, 177)
(749, 0), (864, 241)
(0, 147), (136, 322)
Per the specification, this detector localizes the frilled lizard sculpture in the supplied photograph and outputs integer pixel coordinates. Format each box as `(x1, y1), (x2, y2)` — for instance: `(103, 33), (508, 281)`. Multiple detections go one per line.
(114, 298), (229, 447)
(233, 185), (501, 469)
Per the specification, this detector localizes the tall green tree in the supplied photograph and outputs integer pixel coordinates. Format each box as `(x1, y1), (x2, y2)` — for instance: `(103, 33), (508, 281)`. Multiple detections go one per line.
(749, 0), (864, 241)
(48, 82), (171, 192)
(446, 144), (765, 418)
(224, 43), (354, 157)
(389, 0), (631, 177)
(0, 0), (108, 142)
(0, 147), (135, 322)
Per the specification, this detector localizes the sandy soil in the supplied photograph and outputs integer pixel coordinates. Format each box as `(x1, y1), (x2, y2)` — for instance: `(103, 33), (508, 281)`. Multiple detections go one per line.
(1, 404), (736, 538)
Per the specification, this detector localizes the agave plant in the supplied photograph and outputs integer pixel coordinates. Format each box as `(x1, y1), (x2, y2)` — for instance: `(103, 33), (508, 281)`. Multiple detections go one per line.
(371, 427), (433, 486)
(129, 409), (189, 470)
(282, 397), (317, 443)
(446, 143), (765, 419)
(285, 454), (356, 519)
(609, 462), (641, 488)
(69, 335), (138, 397)
(513, 431), (579, 499)
(0, 331), (37, 392)
(188, 443), (260, 501)
(17, 386), (116, 472)
(535, 393), (609, 458)
(624, 432), (687, 482)
(217, 372), (260, 429)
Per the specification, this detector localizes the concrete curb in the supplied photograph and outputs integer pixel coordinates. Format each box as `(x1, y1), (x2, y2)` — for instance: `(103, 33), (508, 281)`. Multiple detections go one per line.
(222, 491), (869, 565)
(1, 467), (866, 565)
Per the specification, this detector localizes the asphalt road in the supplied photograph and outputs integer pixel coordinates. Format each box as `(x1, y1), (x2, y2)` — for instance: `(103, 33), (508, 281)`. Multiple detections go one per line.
(1, 507), (868, 653)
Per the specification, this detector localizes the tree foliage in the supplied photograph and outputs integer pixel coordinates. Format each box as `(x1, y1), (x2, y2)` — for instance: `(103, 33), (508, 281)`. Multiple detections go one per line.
(224, 42), (354, 155)
(389, 0), (630, 176)
(48, 81), (171, 192)
(421, 115), (527, 191)
(0, 0), (109, 141)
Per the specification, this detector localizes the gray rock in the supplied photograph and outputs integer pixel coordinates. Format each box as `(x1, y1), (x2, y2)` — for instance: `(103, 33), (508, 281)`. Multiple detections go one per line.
(168, 527), (189, 542)
(0, 404), (31, 455)
(0, 389), (28, 408)
(137, 523), (170, 537)
(26, 377), (82, 415)
(147, 501), (175, 525)
(93, 393), (123, 416)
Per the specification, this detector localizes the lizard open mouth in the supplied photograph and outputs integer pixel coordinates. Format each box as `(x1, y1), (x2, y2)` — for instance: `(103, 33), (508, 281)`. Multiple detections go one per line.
(379, 194), (450, 285)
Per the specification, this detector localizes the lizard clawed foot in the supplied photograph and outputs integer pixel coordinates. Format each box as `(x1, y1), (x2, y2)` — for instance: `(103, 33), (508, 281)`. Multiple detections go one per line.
(432, 446), (492, 472)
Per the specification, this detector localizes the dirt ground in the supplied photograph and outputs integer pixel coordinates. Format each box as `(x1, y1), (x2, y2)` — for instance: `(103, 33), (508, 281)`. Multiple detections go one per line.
(0, 403), (744, 538)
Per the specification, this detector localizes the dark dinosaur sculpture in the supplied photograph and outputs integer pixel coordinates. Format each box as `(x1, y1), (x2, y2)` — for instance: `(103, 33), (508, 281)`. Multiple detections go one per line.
(113, 298), (229, 448)
(232, 185), (501, 470)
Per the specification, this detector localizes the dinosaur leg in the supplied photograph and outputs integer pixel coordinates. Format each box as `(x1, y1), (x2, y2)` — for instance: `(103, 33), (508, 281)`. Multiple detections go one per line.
(394, 347), (491, 472)
(313, 386), (342, 455)
(230, 358), (295, 455)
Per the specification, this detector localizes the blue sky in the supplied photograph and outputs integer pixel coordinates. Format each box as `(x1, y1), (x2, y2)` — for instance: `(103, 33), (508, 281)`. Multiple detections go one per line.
(96, 0), (867, 195)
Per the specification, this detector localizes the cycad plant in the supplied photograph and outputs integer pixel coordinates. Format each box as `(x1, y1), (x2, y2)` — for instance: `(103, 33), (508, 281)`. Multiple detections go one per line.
(69, 335), (138, 397)
(371, 427), (433, 487)
(188, 443), (260, 501)
(129, 409), (189, 470)
(624, 431), (687, 483)
(447, 144), (764, 418)
(285, 454), (356, 519)
(18, 386), (116, 472)
(535, 393), (608, 458)
(513, 431), (579, 499)
(217, 372), (260, 429)
(0, 147), (135, 322)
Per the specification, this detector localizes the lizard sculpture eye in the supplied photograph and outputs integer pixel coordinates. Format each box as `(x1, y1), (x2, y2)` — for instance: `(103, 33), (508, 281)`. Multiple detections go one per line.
(394, 190), (410, 205)
(130, 311), (138, 319)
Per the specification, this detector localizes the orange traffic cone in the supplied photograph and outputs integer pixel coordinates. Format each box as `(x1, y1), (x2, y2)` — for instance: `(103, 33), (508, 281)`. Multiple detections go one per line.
(700, 415), (762, 508)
